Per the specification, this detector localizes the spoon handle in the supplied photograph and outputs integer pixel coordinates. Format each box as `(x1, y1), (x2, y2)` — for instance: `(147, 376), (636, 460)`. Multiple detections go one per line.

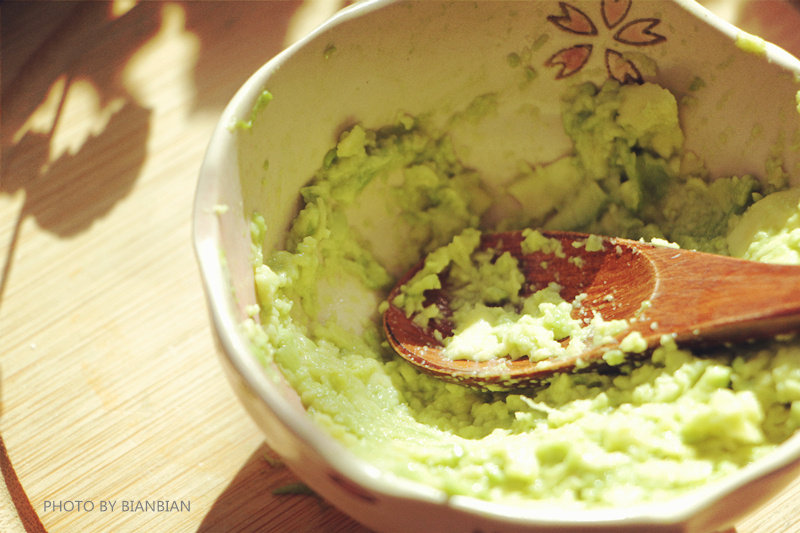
(633, 244), (800, 347)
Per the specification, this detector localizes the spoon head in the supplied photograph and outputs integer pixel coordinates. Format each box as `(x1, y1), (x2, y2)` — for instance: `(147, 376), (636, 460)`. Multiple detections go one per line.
(383, 230), (657, 389)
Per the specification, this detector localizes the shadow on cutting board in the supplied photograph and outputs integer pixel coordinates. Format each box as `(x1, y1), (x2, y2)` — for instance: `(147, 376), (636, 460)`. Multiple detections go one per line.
(197, 442), (372, 533)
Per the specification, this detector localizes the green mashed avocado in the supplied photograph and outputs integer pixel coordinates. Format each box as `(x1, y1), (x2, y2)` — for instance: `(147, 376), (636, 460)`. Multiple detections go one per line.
(245, 80), (800, 508)
(389, 228), (637, 365)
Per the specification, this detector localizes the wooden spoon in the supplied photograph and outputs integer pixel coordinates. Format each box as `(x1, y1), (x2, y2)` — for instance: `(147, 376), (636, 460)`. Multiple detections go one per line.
(383, 230), (800, 389)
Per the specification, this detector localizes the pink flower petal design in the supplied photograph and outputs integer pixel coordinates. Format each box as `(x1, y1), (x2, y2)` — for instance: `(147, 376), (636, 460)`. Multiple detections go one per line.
(602, 0), (632, 29)
(614, 18), (666, 46)
(605, 49), (643, 84)
(545, 45), (594, 79)
(547, 2), (597, 35)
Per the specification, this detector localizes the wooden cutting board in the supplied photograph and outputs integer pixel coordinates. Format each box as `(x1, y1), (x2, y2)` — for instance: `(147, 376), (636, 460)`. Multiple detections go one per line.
(1, 2), (799, 532)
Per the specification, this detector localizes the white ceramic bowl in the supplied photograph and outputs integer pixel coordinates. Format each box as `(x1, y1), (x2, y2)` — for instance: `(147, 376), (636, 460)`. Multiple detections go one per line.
(194, 1), (800, 531)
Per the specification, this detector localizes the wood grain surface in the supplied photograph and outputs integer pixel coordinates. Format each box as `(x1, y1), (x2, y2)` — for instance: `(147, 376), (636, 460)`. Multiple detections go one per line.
(1, 1), (800, 532)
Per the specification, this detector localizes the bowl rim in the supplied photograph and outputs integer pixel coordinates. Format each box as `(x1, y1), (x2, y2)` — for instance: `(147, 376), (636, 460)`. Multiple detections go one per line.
(193, 0), (800, 528)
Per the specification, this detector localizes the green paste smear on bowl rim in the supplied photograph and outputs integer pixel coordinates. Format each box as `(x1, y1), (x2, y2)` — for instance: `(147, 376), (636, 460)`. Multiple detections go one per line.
(243, 80), (800, 508)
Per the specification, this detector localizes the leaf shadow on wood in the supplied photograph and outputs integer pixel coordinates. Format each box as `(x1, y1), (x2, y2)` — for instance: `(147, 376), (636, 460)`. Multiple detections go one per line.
(0, 2), (158, 313)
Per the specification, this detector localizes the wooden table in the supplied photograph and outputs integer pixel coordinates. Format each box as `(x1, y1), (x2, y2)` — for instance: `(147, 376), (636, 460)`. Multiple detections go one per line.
(1, 2), (799, 532)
